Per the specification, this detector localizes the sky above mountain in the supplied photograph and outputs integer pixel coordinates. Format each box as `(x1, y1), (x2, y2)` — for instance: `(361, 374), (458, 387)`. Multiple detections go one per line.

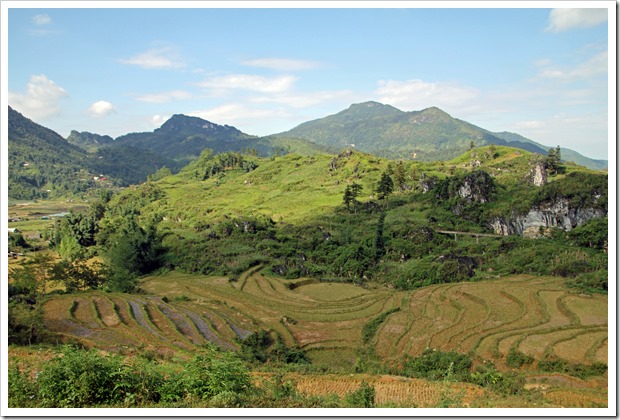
(4, 2), (612, 160)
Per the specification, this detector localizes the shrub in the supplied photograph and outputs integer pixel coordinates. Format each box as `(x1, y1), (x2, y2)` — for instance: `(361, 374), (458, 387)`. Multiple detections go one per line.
(506, 350), (534, 368)
(470, 362), (524, 395)
(403, 349), (472, 382)
(538, 358), (607, 379)
(183, 345), (254, 399)
(36, 346), (125, 407)
(344, 381), (375, 408)
(568, 270), (608, 293)
(8, 367), (38, 408)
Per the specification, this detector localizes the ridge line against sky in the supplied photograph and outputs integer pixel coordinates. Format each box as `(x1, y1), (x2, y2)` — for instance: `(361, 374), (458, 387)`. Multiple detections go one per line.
(2, 1), (614, 160)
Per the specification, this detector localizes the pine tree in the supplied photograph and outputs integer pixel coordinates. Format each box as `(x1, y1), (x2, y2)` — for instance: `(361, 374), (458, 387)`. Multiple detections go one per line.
(546, 146), (561, 175)
(376, 171), (394, 201)
(343, 182), (362, 213)
(394, 161), (406, 192)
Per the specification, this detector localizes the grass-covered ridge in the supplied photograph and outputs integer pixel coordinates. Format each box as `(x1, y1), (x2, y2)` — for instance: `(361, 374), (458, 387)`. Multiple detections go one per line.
(92, 146), (607, 292)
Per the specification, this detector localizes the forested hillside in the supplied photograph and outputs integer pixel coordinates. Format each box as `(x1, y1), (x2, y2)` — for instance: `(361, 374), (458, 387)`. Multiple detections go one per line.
(83, 146), (607, 293)
(8, 107), (179, 199)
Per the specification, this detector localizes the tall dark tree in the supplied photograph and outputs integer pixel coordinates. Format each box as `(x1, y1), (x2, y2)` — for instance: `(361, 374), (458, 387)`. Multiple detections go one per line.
(376, 171), (394, 201)
(342, 182), (363, 213)
(394, 161), (407, 192)
(101, 217), (162, 292)
(546, 145), (562, 175)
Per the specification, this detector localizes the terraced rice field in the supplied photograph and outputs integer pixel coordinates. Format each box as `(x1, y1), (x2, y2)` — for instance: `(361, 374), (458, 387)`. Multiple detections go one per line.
(42, 270), (608, 371)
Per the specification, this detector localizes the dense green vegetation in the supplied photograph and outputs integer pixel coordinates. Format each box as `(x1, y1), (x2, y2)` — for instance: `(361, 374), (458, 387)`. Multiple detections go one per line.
(38, 146), (605, 296)
(8, 344), (381, 408)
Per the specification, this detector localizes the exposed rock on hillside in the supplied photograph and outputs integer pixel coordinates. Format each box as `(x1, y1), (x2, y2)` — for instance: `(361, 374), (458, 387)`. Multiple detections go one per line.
(489, 198), (607, 237)
(436, 170), (495, 204)
(529, 159), (547, 187)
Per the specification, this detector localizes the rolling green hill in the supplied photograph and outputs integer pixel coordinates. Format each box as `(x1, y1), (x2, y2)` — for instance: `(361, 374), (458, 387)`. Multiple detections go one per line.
(93, 145), (606, 292)
(274, 101), (606, 170)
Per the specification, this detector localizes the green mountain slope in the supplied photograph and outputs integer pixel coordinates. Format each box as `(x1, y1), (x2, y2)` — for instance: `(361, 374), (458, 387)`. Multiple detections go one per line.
(8, 106), (178, 199)
(9, 106), (99, 199)
(275, 101), (606, 170)
(114, 114), (331, 165)
(97, 145), (606, 291)
(66, 130), (114, 153)
(114, 114), (256, 164)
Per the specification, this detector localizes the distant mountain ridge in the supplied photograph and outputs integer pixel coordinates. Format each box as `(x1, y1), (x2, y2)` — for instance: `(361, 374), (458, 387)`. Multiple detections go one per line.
(489, 131), (608, 171)
(8, 106), (179, 199)
(274, 101), (607, 170)
(114, 114), (255, 164)
(66, 130), (114, 152)
(113, 114), (331, 164)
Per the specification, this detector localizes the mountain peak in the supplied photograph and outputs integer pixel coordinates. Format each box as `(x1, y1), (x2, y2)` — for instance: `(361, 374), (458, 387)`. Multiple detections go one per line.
(348, 101), (401, 112)
(419, 106), (452, 118)
(157, 113), (240, 134)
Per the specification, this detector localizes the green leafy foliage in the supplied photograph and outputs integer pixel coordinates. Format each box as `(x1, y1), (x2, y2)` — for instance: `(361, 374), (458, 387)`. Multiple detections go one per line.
(469, 362), (524, 395)
(182, 345), (254, 400)
(533, 171), (607, 209)
(239, 330), (309, 365)
(36, 346), (125, 407)
(537, 358), (607, 379)
(568, 217), (608, 250)
(506, 350), (535, 368)
(402, 349), (473, 382)
(343, 381), (375, 408)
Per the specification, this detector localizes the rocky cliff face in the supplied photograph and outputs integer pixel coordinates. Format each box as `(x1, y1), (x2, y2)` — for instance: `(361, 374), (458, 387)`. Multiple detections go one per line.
(529, 160), (547, 187)
(489, 197), (607, 237)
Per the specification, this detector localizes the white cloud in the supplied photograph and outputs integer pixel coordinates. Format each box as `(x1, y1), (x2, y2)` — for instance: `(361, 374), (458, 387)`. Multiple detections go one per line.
(190, 103), (291, 124)
(119, 47), (185, 69)
(249, 90), (355, 108)
(513, 120), (546, 130)
(151, 114), (170, 127)
(32, 14), (51, 25)
(546, 8), (608, 33)
(197, 74), (297, 94)
(241, 58), (322, 71)
(507, 113), (608, 159)
(537, 51), (607, 81)
(136, 90), (192, 104)
(8, 74), (68, 120)
(88, 100), (116, 117)
(375, 79), (479, 111)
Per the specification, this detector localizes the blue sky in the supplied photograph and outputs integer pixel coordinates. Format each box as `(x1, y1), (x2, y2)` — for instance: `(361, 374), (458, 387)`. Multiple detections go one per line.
(5, 3), (612, 160)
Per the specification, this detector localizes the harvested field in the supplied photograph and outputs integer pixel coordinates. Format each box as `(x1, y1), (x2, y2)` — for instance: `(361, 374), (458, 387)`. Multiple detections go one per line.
(281, 373), (486, 407)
